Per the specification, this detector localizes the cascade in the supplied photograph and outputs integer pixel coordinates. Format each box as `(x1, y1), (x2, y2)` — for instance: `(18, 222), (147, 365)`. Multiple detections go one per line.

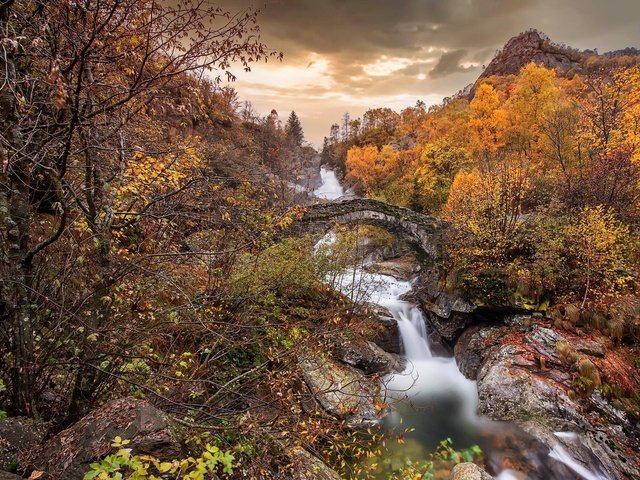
(314, 167), (610, 480)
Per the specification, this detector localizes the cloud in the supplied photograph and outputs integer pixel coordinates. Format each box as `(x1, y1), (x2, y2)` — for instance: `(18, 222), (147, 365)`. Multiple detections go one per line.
(210, 0), (640, 145)
(429, 50), (479, 78)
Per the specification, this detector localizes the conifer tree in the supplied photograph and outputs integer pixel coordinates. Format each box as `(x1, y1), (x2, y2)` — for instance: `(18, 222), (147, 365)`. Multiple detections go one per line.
(285, 111), (304, 147)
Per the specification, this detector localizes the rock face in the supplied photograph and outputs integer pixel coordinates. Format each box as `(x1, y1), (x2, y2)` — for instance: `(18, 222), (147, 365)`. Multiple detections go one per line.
(454, 318), (640, 479)
(369, 306), (402, 354)
(0, 417), (48, 474)
(333, 335), (400, 374)
(299, 354), (381, 424)
(23, 398), (185, 480)
(479, 30), (584, 81)
(449, 462), (492, 480)
(411, 271), (476, 343)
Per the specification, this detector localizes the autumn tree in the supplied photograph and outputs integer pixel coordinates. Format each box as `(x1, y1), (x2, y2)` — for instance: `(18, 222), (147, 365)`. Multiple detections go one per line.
(565, 206), (630, 308)
(346, 145), (401, 197)
(0, 0), (278, 417)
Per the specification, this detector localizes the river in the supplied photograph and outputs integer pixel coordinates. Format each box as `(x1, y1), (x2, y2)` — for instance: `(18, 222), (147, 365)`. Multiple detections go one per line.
(311, 167), (609, 480)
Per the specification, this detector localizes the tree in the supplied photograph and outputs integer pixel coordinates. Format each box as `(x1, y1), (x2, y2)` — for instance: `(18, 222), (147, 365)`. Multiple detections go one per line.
(565, 206), (629, 308)
(0, 0), (277, 417)
(285, 111), (304, 147)
(469, 83), (508, 165)
(345, 145), (401, 195)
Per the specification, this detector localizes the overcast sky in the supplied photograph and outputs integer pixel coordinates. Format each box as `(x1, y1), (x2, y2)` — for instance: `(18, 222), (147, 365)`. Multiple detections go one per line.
(215, 0), (640, 146)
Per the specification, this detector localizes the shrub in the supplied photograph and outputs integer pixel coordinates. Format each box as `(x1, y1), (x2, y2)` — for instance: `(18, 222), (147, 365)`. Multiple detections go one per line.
(84, 437), (234, 480)
(578, 358), (601, 388)
(607, 317), (625, 342)
(556, 341), (579, 365)
(565, 304), (581, 325)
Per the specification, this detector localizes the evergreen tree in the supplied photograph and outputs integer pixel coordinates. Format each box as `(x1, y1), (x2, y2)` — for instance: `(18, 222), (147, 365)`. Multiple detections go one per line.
(285, 110), (304, 147)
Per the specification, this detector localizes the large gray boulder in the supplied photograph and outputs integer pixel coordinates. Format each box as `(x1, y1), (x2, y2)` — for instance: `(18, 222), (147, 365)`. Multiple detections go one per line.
(23, 398), (185, 480)
(334, 335), (400, 374)
(0, 417), (47, 473)
(299, 354), (381, 424)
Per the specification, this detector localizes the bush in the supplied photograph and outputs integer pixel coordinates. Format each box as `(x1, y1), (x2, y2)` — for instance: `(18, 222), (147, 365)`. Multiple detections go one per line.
(556, 341), (579, 365)
(578, 358), (601, 389)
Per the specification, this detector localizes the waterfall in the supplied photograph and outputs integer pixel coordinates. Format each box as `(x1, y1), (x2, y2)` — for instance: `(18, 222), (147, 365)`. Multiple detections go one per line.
(385, 300), (432, 360)
(314, 166), (345, 199)
(313, 169), (610, 480)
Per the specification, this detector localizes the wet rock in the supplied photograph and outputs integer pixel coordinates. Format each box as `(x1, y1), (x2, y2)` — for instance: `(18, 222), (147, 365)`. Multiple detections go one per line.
(364, 255), (416, 280)
(426, 311), (475, 343)
(299, 355), (380, 423)
(454, 324), (503, 379)
(289, 447), (341, 480)
(477, 342), (583, 428)
(369, 305), (402, 354)
(456, 319), (640, 479)
(449, 462), (492, 480)
(334, 336), (400, 374)
(0, 418), (48, 473)
(411, 274), (476, 342)
(518, 422), (620, 480)
(24, 398), (185, 480)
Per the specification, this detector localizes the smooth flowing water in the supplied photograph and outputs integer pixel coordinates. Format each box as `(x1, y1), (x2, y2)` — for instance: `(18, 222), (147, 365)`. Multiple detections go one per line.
(331, 269), (481, 453)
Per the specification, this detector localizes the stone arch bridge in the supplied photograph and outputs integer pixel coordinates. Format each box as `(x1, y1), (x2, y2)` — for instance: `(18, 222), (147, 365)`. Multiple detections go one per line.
(289, 199), (448, 259)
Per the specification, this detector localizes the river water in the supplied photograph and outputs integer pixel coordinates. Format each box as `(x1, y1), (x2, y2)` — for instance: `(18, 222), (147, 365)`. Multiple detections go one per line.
(314, 166), (345, 199)
(312, 167), (609, 480)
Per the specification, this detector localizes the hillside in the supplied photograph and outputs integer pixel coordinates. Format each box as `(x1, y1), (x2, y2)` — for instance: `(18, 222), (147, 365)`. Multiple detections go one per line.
(478, 29), (640, 83)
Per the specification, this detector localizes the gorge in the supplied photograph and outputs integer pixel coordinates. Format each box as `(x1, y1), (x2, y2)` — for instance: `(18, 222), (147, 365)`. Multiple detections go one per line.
(309, 169), (636, 479)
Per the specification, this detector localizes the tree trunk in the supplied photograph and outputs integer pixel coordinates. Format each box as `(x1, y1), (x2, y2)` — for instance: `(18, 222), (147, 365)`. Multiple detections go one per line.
(0, 4), (36, 416)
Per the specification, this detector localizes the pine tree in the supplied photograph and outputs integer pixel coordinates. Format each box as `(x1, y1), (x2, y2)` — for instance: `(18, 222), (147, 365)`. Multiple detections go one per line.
(285, 111), (304, 147)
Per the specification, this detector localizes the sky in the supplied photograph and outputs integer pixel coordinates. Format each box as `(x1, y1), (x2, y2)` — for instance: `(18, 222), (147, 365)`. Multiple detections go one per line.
(215, 0), (640, 146)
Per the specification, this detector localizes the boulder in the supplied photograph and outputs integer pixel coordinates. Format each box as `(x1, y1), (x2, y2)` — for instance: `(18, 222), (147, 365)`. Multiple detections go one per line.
(334, 336), (400, 374)
(412, 273), (476, 343)
(289, 447), (341, 480)
(23, 398), (185, 480)
(369, 306), (402, 354)
(449, 462), (492, 480)
(0, 417), (48, 473)
(455, 319), (640, 479)
(476, 343), (583, 428)
(454, 324), (503, 379)
(299, 355), (381, 423)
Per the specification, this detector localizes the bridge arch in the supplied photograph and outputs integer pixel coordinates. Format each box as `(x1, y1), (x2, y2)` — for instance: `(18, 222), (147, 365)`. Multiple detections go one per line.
(292, 199), (447, 260)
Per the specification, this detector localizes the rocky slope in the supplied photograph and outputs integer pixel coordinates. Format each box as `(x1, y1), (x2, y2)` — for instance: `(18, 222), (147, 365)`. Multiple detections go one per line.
(475, 29), (640, 90)
(454, 316), (640, 479)
(479, 30), (584, 80)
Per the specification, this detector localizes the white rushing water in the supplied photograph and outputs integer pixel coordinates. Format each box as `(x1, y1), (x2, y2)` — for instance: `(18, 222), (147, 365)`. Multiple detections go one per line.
(549, 433), (610, 480)
(314, 166), (345, 199)
(329, 267), (479, 425)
